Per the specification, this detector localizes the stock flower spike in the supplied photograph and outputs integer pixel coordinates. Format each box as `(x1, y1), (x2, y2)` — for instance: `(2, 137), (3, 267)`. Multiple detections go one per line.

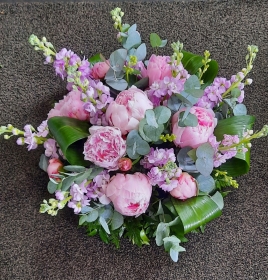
(1, 7), (267, 262)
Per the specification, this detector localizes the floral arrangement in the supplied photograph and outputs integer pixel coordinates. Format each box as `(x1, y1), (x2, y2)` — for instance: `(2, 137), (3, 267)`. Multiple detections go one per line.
(1, 8), (267, 262)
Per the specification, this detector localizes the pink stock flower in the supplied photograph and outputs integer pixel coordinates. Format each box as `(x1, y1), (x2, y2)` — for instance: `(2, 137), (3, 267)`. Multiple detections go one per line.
(147, 55), (172, 86)
(105, 173), (152, 216)
(47, 158), (63, 180)
(172, 106), (217, 148)
(91, 61), (110, 80)
(47, 90), (89, 121)
(106, 87), (153, 135)
(170, 172), (197, 200)
(83, 126), (126, 170)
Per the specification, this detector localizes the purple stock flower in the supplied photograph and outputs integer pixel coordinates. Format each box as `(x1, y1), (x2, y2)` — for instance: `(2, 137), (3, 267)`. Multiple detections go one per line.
(23, 124), (38, 151)
(44, 139), (59, 158)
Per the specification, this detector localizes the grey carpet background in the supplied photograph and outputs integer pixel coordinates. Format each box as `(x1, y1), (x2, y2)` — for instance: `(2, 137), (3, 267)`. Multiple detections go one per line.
(0, 1), (267, 279)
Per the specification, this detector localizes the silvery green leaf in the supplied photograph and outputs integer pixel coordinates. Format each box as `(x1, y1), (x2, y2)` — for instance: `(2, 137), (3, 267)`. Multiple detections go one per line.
(160, 39), (167, 48)
(39, 154), (49, 172)
(178, 112), (198, 127)
(63, 165), (86, 172)
(105, 68), (115, 79)
(123, 31), (141, 50)
(127, 145), (140, 159)
(179, 91), (199, 105)
(211, 191), (224, 210)
(99, 207), (113, 220)
(119, 32), (128, 38)
(144, 123), (164, 142)
(145, 110), (158, 128)
(231, 88), (241, 98)
(138, 118), (152, 142)
(167, 217), (181, 227)
(79, 215), (87, 225)
(74, 169), (93, 184)
(233, 104), (247, 116)
(169, 248), (179, 262)
(111, 211), (124, 230)
(136, 138), (150, 155)
(223, 98), (236, 109)
(86, 209), (99, 222)
(61, 176), (76, 191)
(135, 43), (147, 61)
(99, 216), (110, 234)
(174, 93), (194, 106)
(196, 174), (215, 193)
(109, 49), (127, 71)
(177, 147), (197, 172)
(186, 88), (204, 98)
(155, 200), (164, 216)
(128, 24), (137, 34)
(167, 95), (184, 112)
(196, 143), (214, 176)
(81, 206), (94, 214)
(215, 112), (224, 120)
(155, 223), (170, 246)
(184, 75), (201, 91)
(106, 79), (128, 91)
(47, 181), (57, 194)
(154, 106), (171, 124)
(87, 167), (103, 179)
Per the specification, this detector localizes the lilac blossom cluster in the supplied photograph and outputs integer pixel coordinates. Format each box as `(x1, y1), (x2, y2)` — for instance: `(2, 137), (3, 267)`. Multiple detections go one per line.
(53, 48), (114, 126)
(195, 74), (245, 109)
(81, 80), (113, 125)
(141, 148), (182, 192)
(55, 171), (110, 214)
(146, 63), (189, 107)
(208, 134), (247, 167)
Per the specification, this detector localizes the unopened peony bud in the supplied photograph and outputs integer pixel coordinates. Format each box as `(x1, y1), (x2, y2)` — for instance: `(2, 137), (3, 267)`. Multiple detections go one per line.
(118, 158), (132, 171)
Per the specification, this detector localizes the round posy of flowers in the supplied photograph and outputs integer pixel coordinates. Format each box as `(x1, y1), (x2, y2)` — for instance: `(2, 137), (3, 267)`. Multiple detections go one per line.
(105, 86), (153, 135)
(105, 172), (152, 216)
(83, 126), (126, 170)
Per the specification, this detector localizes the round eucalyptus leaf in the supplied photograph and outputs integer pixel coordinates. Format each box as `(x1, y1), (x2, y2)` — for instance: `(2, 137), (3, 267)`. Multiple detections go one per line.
(196, 174), (215, 193)
(233, 104), (247, 116)
(154, 106), (172, 124)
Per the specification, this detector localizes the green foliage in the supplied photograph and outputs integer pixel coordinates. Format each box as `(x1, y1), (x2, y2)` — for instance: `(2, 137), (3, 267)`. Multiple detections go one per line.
(195, 143), (214, 176)
(214, 115), (255, 176)
(171, 193), (223, 234)
(47, 116), (90, 166)
(150, 33), (167, 48)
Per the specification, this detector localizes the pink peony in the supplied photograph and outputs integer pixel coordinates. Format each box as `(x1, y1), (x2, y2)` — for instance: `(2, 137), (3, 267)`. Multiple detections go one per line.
(47, 90), (89, 121)
(147, 55), (172, 86)
(91, 61), (110, 80)
(172, 106), (217, 148)
(105, 173), (152, 216)
(83, 126), (126, 170)
(47, 158), (63, 180)
(170, 172), (197, 200)
(105, 87), (153, 135)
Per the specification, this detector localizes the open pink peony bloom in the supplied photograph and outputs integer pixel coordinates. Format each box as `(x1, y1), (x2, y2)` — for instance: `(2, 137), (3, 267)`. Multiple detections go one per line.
(47, 90), (89, 121)
(91, 60), (110, 80)
(147, 55), (172, 86)
(105, 173), (152, 216)
(83, 126), (126, 170)
(172, 106), (217, 148)
(105, 87), (153, 135)
(170, 172), (197, 200)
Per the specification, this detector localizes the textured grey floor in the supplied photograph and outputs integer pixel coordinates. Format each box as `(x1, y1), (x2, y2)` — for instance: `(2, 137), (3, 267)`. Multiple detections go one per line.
(0, 1), (267, 279)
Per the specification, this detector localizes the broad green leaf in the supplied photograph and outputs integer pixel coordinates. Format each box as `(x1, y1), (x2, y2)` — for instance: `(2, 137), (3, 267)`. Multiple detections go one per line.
(47, 116), (90, 166)
(88, 53), (103, 65)
(63, 165), (86, 172)
(171, 196), (222, 234)
(134, 77), (149, 91)
(140, 229), (150, 245)
(79, 215), (88, 225)
(214, 115), (255, 177)
(181, 50), (218, 86)
(150, 33), (162, 48)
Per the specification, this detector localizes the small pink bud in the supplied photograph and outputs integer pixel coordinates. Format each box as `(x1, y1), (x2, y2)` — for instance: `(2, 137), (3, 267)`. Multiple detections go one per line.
(47, 158), (64, 180)
(118, 158), (132, 171)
